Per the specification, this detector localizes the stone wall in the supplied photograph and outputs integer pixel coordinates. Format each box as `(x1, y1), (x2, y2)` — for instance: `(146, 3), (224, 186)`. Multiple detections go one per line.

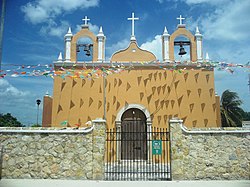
(0, 119), (106, 180)
(170, 119), (250, 180)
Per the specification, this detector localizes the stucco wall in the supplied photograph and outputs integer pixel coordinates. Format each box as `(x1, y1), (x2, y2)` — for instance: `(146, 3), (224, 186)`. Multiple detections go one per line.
(170, 119), (250, 180)
(0, 119), (106, 180)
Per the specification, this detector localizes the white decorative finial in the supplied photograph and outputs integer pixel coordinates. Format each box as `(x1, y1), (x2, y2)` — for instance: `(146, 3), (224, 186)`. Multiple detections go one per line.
(205, 52), (210, 62)
(57, 52), (63, 62)
(45, 91), (49, 96)
(128, 12), (139, 41)
(163, 26), (169, 34)
(67, 27), (72, 34)
(97, 26), (104, 37)
(196, 26), (200, 34)
(177, 15), (185, 25)
(99, 26), (103, 33)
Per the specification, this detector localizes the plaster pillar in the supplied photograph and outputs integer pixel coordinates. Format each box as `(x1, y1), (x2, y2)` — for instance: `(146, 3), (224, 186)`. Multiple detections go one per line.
(97, 26), (106, 62)
(195, 26), (203, 62)
(64, 27), (73, 62)
(162, 27), (170, 62)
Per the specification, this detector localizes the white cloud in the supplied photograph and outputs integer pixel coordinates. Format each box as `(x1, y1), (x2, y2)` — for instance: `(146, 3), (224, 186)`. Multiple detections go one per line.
(140, 35), (162, 60)
(199, 0), (250, 41)
(0, 79), (29, 97)
(183, 0), (227, 5)
(21, 0), (100, 24)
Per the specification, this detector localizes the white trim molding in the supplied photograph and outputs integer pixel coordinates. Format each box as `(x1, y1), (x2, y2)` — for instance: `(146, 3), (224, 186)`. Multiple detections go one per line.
(115, 103), (152, 122)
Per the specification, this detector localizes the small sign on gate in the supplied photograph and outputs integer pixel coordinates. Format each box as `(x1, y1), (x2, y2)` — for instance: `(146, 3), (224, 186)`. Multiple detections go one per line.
(152, 140), (162, 155)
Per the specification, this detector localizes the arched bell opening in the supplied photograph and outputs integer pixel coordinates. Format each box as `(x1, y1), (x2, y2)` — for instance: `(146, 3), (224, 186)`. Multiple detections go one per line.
(174, 35), (191, 62)
(76, 37), (93, 62)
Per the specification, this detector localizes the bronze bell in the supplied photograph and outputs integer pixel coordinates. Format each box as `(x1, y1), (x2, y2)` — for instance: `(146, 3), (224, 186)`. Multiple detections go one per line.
(85, 50), (91, 56)
(84, 45), (89, 52)
(178, 45), (187, 56)
(76, 46), (80, 53)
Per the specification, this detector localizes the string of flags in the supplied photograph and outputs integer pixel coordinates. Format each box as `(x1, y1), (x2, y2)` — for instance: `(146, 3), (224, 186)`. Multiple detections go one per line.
(0, 61), (249, 79)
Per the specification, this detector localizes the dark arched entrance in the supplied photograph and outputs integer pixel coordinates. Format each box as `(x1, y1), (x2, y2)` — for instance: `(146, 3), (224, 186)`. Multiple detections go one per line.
(121, 108), (147, 160)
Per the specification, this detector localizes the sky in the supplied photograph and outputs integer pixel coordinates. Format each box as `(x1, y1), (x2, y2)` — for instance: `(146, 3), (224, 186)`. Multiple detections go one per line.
(0, 0), (249, 126)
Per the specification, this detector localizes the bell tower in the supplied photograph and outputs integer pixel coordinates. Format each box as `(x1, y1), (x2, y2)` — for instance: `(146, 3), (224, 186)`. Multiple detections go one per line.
(56, 16), (106, 63)
(162, 15), (203, 63)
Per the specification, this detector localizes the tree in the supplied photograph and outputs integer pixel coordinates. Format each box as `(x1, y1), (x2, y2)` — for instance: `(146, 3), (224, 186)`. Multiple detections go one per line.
(220, 90), (244, 127)
(0, 113), (23, 127)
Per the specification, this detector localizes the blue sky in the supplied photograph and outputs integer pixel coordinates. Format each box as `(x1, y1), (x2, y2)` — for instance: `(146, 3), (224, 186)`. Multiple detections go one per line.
(0, 0), (249, 126)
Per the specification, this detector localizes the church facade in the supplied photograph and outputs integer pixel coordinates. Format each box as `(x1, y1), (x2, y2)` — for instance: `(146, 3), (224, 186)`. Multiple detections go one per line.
(42, 13), (221, 130)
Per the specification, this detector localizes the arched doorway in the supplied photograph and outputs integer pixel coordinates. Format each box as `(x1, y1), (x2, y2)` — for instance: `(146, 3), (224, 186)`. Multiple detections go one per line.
(121, 108), (147, 160)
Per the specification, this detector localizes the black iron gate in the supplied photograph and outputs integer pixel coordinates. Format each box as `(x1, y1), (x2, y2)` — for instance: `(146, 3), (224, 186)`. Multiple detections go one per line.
(105, 124), (171, 181)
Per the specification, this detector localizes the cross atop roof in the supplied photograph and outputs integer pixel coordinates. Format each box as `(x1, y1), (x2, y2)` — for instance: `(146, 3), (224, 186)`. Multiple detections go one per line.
(82, 16), (90, 26)
(177, 15), (185, 25)
(128, 12), (139, 40)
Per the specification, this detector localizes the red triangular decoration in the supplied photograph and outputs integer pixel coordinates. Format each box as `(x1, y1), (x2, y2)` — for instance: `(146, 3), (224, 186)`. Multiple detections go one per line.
(194, 73), (199, 83)
(206, 74), (210, 83)
(70, 101), (75, 109)
(140, 92), (144, 101)
(178, 96), (183, 106)
(82, 79), (86, 87)
(89, 97), (93, 107)
(98, 100), (102, 109)
(201, 103), (205, 112)
(144, 78), (149, 87)
(107, 102), (110, 111)
(147, 94), (152, 104)
(148, 73), (153, 81)
(113, 96), (116, 105)
(162, 85), (166, 94)
(159, 72), (162, 80)
(164, 71), (167, 80)
(174, 80), (180, 89)
(137, 76), (142, 86)
(190, 103), (194, 113)
(57, 105), (63, 113)
(91, 79), (94, 87)
(114, 78), (117, 87)
(80, 99), (84, 108)
(198, 88), (202, 97)
(116, 102), (120, 111)
(152, 86), (156, 94)
(187, 90), (191, 97)
(192, 120), (197, 127)
(204, 119), (208, 127)
(157, 116), (161, 124)
(118, 79), (122, 86)
(126, 82), (131, 91)
(72, 79), (77, 87)
(209, 88), (214, 97)
(155, 99), (160, 109)
(157, 86), (161, 95)
(154, 72), (157, 81)
(171, 100), (175, 108)
(61, 82), (66, 91)
(184, 73), (188, 82)
(165, 100), (169, 109)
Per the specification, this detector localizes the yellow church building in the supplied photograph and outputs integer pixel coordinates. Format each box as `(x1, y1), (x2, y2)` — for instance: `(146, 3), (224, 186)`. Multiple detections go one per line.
(42, 13), (221, 131)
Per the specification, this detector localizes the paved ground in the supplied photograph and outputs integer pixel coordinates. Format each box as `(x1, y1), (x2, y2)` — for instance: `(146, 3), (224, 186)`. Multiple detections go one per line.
(0, 179), (250, 187)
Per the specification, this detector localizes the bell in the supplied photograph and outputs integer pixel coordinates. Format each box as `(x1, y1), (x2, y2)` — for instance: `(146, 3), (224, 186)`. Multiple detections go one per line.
(83, 45), (89, 52)
(178, 45), (187, 56)
(85, 50), (91, 56)
(76, 46), (80, 53)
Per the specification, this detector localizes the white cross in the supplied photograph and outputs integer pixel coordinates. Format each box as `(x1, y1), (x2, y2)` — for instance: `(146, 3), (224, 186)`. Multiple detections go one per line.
(82, 16), (90, 25)
(177, 15), (185, 25)
(128, 12), (139, 38)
